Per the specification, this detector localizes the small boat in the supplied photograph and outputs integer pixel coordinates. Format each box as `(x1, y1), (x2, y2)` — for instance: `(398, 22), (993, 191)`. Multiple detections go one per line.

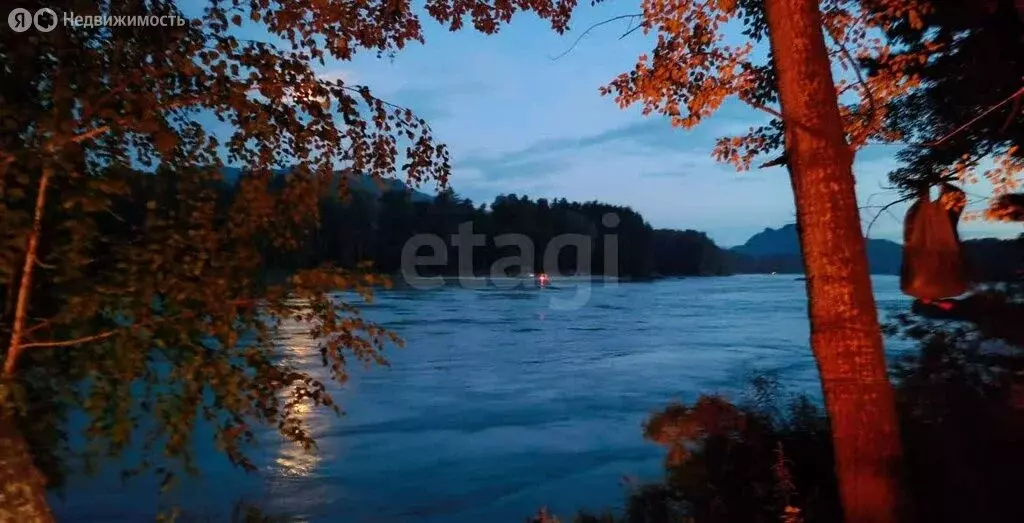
(537, 273), (550, 287)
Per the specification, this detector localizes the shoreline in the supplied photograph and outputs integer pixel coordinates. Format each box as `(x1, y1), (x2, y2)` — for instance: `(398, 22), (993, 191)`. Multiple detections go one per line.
(368, 272), (924, 290)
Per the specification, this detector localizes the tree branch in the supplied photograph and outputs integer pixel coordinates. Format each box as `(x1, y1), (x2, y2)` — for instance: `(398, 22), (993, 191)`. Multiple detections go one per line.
(823, 24), (878, 123)
(550, 14), (643, 61)
(865, 194), (915, 238)
(927, 86), (1024, 147)
(70, 94), (209, 145)
(19, 299), (263, 351)
(759, 153), (788, 169)
(740, 97), (784, 120)
(339, 85), (411, 113)
(22, 319), (53, 337)
(736, 98), (791, 168)
(620, 17), (644, 40)
(18, 330), (118, 350)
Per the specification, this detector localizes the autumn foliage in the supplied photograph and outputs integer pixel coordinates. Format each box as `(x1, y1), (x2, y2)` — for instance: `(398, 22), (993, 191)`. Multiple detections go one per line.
(1, 0), (1021, 520)
(0, 0), (489, 519)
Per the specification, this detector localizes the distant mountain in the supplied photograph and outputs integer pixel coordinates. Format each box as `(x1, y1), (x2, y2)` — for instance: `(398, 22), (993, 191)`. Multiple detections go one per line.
(729, 223), (1022, 278)
(732, 224), (804, 258)
(219, 166), (433, 202)
(730, 224), (902, 274)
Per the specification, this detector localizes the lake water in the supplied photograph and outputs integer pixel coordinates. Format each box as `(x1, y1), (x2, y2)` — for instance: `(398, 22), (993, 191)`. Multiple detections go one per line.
(52, 275), (915, 522)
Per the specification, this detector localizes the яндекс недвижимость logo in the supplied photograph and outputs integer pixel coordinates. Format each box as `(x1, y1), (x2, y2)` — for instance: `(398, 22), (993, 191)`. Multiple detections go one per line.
(8, 7), (186, 32)
(8, 8), (58, 33)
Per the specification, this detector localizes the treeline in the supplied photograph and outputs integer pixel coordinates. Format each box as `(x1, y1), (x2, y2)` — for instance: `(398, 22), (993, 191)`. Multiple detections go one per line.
(12, 167), (734, 298)
(247, 173), (1024, 281)
(294, 182), (735, 278)
(55, 168), (1019, 284)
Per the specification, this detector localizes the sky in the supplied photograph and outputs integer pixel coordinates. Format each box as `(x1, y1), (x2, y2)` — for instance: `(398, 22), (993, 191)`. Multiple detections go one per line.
(186, 1), (1022, 247)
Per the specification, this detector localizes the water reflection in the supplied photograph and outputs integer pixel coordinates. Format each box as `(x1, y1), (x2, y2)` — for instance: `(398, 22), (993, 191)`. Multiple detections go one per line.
(274, 402), (320, 478)
(273, 317), (322, 479)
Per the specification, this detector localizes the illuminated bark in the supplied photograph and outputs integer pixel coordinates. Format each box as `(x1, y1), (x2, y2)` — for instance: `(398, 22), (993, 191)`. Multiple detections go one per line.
(0, 156), (55, 522)
(763, 1), (903, 522)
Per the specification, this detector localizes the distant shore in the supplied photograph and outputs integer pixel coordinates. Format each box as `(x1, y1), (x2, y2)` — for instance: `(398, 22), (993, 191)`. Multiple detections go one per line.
(382, 273), (676, 287)
(376, 272), (752, 289)
(373, 272), (951, 289)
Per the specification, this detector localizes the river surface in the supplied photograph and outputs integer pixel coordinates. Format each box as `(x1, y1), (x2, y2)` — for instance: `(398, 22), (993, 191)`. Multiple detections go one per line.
(52, 275), (915, 522)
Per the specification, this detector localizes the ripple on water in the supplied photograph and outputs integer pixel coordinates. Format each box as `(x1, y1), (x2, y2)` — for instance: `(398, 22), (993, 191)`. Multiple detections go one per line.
(53, 275), (912, 523)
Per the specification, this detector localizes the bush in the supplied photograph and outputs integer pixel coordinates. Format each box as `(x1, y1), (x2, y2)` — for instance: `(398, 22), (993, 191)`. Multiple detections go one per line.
(564, 286), (1024, 523)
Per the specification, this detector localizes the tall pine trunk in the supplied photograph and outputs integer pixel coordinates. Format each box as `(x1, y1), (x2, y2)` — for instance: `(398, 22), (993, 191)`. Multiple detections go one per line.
(762, 1), (903, 522)
(0, 153), (57, 521)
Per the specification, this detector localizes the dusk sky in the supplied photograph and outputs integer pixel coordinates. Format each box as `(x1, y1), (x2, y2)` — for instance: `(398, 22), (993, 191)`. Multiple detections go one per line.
(191, 1), (1021, 247)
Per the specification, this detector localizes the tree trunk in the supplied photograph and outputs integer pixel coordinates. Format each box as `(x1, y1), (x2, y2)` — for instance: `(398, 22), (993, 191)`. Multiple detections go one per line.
(762, 1), (903, 522)
(0, 152), (56, 521)
(0, 392), (55, 523)
(3, 157), (51, 377)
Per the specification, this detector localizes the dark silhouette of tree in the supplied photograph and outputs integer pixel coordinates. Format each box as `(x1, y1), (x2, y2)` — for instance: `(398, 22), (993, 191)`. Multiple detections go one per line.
(286, 181), (729, 278)
(651, 230), (732, 276)
(866, 0), (1024, 216)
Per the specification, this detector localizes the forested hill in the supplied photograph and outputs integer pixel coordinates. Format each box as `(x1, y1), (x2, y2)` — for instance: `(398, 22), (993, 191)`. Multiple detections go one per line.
(234, 168), (1020, 280)
(231, 168), (735, 278)
(728, 224), (1024, 280)
(729, 224), (903, 275)
(305, 186), (736, 278)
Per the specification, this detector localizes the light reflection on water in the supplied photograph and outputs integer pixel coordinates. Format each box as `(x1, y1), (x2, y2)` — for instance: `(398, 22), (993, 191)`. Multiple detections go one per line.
(272, 321), (324, 480)
(53, 275), (915, 522)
